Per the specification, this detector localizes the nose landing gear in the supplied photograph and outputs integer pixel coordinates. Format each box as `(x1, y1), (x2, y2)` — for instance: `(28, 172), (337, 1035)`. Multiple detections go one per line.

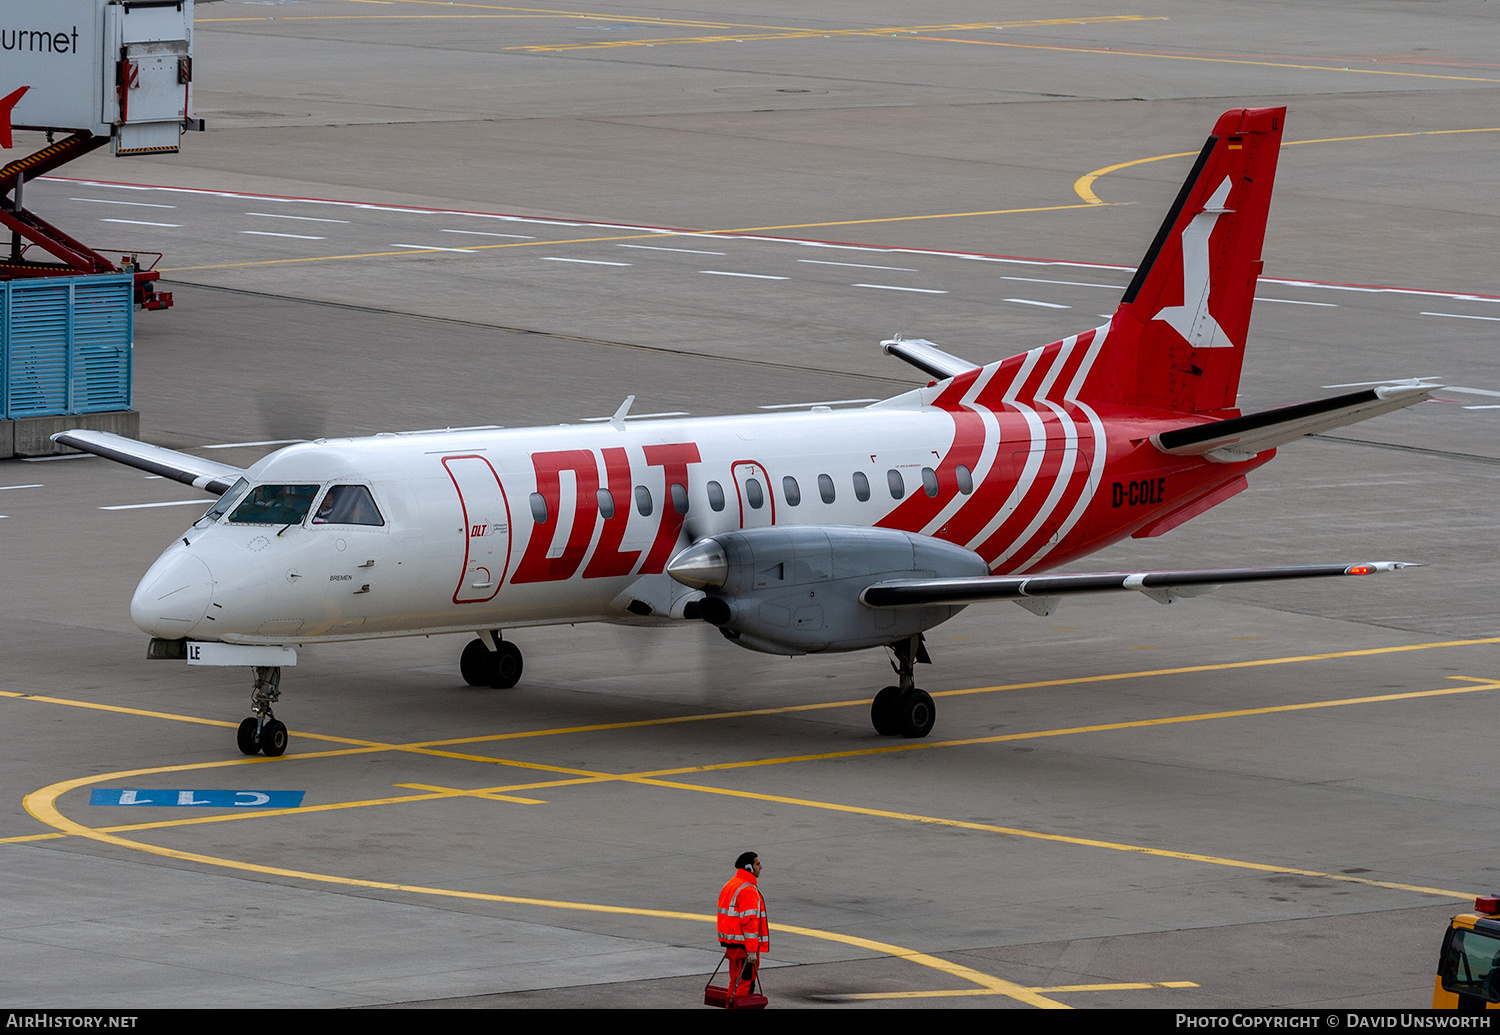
(236, 665), (288, 757)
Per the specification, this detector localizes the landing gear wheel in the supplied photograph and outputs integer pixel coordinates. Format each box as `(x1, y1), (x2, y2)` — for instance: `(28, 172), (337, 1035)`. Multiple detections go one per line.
(490, 641), (523, 689)
(236, 717), (261, 755)
(240, 665), (285, 757)
(871, 686), (903, 736)
(260, 719), (288, 757)
(896, 689), (935, 739)
(460, 639), (495, 687)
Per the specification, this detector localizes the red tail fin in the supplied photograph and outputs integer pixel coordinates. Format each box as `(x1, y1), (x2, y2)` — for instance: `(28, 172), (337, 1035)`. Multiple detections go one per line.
(1077, 107), (1286, 414)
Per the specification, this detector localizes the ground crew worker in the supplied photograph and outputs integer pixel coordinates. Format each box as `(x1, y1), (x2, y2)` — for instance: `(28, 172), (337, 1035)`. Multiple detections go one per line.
(717, 851), (769, 997)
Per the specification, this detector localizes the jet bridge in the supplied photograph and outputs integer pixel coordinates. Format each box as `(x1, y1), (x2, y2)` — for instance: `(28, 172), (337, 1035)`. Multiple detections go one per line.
(1, 0), (203, 311)
(1, 0), (202, 456)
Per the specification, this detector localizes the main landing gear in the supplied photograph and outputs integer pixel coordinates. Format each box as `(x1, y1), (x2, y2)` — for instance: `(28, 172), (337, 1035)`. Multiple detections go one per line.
(237, 665), (289, 758)
(460, 631), (524, 689)
(870, 634), (935, 739)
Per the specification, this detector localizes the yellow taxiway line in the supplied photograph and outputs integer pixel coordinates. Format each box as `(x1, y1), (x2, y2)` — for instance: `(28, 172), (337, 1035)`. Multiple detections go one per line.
(505, 16), (1165, 53)
(906, 35), (1500, 86)
(15, 640), (1500, 1005)
(158, 199), (1109, 274)
(18, 770), (1064, 1007)
(827, 980), (1199, 1001)
(14, 671), (1496, 903)
(1075, 127), (1500, 205)
(157, 122), (1500, 274)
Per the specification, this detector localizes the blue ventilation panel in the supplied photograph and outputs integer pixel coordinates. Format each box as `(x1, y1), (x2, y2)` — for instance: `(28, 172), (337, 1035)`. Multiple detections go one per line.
(2, 274), (134, 419)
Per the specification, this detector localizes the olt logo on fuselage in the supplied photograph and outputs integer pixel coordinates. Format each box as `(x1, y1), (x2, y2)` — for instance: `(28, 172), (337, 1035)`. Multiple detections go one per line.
(1111, 478), (1165, 508)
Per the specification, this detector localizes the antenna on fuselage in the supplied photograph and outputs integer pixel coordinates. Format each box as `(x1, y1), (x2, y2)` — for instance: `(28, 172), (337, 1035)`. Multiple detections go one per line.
(609, 395), (636, 430)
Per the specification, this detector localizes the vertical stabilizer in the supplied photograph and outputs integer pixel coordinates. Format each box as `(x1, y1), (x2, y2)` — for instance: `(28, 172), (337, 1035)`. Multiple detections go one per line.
(1076, 107), (1286, 413)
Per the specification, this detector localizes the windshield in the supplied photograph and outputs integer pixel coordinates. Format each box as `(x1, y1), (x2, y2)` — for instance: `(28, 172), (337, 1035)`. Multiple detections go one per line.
(312, 484), (384, 526)
(199, 477), (249, 525)
(227, 484), (320, 525)
(1441, 926), (1500, 1002)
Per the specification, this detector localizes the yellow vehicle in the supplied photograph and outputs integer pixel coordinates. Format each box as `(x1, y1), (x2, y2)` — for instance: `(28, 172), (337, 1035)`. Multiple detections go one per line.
(1434, 896), (1500, 1010)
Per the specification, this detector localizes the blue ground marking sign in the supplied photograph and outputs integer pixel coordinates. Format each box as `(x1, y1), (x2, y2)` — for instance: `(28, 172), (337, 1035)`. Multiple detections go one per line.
(89, 789), (305, 808)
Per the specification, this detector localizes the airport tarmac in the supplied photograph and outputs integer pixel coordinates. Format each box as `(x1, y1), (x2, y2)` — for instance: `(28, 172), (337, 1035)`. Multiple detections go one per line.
(3, 0), (1499, 1009)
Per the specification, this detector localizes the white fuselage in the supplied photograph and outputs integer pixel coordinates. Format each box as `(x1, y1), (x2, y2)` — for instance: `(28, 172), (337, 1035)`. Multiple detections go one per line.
(131, 398), (973, 645)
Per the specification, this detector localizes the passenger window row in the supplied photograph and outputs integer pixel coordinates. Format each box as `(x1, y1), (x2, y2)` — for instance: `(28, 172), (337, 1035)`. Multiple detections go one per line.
(528, 482), (690, 524)
(526, 466), (975, 523)
(720, 466), (974, 510)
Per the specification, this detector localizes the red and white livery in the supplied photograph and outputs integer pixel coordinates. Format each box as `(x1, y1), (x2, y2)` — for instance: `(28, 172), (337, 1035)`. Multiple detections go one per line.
(59, 108), (1432, 754)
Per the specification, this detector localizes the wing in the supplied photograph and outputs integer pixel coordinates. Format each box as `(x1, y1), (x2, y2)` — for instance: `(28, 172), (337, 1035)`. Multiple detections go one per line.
(1151, 383), (1436, 463)
(51, 430), (246, 496)
(881, 336), (980, 380)
(861, 561), (1415, 614)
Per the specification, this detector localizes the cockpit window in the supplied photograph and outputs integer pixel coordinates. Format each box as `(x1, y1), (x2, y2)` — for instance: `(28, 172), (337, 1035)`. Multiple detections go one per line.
(312, 484), (385, 526)
(228, 484), (320, 525)
(201, 477), (249, 524)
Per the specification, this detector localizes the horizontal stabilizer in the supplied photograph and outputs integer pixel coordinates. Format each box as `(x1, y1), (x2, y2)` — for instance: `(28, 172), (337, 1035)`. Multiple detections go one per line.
(861, 561), (1415, 609)
(51, 430), (246, 496)
(1150, 382), (1437, 463)
(882, 336), (980, 381)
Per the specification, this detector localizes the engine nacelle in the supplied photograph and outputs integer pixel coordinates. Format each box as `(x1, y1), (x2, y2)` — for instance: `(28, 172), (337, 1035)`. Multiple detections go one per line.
(666, 526), (988, 656)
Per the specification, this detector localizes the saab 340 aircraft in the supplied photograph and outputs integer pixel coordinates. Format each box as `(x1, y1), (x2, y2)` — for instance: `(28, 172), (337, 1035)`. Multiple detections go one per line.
(58, 107), (1432, 756)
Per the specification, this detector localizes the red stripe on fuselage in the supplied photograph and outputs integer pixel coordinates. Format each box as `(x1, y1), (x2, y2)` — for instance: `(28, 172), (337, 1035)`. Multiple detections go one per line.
(998, 401), (1099, 573)
(582, 446), (641, 579)
(511, 449), (601, 584)
(875, 370), (986, 535)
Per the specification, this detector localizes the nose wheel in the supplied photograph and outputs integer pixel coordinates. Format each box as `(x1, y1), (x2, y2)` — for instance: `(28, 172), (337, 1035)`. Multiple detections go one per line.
(236, 665), (288, 757)
(460, 633), (524, 689)
(870, 635), (936, 739)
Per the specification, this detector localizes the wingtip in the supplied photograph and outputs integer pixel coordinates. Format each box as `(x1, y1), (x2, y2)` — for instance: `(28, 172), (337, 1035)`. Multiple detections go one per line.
(1374, 381), (1444, 401)
(1346, 561), (1422, 575)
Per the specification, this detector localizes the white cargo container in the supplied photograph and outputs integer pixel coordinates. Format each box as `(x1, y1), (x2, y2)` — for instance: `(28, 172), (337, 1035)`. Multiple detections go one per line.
(3, 0), (199, 155)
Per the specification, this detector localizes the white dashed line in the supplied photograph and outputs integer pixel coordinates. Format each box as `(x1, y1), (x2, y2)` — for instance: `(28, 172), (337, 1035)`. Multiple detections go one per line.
(1002, 276), (1126, 290)
(799, 259), (919, 271)
(100, 219), (180, 227)
(440, 229), (534, 239)
(0, 484), (43, 491)
(618, 244), (725, 255)
(100, 500), (210, 511)
(392, 243), (475, 253)
(1421, 312), (1500, 322)
(246, 212), (351, 224)
(1266, 279), (1500, 303)
(22, 453), (94, 462)
(700, 270), (788, 280)
(543, 257), (632, 266)
(241, 231), (327, 240)
(70, 197), (176, 208)
(855, 283), (947, 294)
(1003, 298), (1069, 309)
(1256, 297), (1338, 307)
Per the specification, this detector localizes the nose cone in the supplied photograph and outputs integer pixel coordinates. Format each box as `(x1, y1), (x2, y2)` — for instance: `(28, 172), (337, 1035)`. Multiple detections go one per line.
(131, 552), (213, 638)
(666, 538), (729, 588)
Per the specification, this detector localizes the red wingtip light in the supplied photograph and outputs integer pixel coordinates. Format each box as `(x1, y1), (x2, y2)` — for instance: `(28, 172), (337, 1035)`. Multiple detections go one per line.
(1346, 565), (1373, 576)
(1476, 895), (1500, 915)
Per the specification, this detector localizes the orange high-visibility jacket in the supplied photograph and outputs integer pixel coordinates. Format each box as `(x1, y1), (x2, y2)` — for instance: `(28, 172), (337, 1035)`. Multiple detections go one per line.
(717, 870), (769, 954)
